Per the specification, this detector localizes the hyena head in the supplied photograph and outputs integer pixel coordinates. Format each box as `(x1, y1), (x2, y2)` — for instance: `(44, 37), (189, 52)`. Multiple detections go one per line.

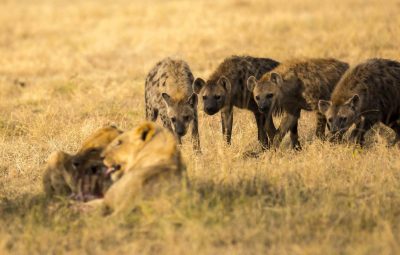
(193, 76), (231, 115)
(162, 93), (197, 137)
(247, 73), (281, 113)
(318, 94), (361, 134)
(248, 72), (300, 113)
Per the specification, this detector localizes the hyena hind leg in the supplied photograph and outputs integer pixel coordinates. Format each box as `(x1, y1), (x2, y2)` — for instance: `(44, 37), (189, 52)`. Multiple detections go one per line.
(315, 112), (327, 140)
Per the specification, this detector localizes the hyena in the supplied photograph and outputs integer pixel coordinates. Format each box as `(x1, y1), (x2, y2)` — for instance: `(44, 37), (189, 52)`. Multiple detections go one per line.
(145, 58), (200, 151)
(318, 58), (400, 146)
(193, 56), (279, 147)
(247, 58), (349, 149)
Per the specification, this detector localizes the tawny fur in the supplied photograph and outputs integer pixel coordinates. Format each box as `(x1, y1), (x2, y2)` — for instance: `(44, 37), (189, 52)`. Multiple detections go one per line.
(85, 122), (184, 217)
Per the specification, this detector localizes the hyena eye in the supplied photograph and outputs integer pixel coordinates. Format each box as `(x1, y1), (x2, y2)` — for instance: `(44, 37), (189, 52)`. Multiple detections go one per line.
(171, 117), (177, 123)
(202, 96), (207, 100)
(339, 117), (348, 123)
(328, 118), (333, 123)
(214, 95), (221, 100)
(116, 140), (122, 146)
(266, 93), (274, 99)
(255, 96), (260, 101)
(183, 116), (190, 121)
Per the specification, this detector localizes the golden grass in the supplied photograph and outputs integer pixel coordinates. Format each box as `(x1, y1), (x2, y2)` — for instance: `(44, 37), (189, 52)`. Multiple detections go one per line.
(1, 0), (400, 254)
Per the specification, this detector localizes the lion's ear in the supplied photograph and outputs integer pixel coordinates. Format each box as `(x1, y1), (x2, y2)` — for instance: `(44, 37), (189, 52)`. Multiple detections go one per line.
(110, 125), (123, 134)
(138, 122), (156, 141)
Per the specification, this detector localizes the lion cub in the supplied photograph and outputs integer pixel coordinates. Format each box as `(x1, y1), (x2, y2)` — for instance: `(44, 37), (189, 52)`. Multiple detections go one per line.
(86, 121), (184, 216)
(43, 126), (122, 198)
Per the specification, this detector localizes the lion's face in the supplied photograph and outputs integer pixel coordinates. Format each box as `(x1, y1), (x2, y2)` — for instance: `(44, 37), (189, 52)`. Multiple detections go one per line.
(101, 121), (180, 183)
(101, 122), (161, 181)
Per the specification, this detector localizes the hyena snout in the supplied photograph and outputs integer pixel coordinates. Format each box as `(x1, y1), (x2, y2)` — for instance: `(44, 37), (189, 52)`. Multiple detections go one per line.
(328, 117), (349, 134)
(203, 99), (220, 115)
(257, 99), (272, 113)
(174, 122), (187, 137)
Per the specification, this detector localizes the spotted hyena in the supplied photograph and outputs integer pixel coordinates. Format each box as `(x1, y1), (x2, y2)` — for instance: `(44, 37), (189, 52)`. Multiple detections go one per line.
(247, 58), (349, 149)
(193, 56), (279, 148)
(145, 58), (200, 151)
(318, 58), (400, 146)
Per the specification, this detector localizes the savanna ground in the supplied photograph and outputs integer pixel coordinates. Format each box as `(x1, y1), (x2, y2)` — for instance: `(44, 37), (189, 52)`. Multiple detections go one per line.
(0, 0), (400, 254)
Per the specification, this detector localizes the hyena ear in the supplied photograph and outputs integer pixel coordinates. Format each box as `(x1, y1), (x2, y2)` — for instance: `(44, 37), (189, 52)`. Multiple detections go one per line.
(161, 93), (173, 106)
(218, 76), (231, 93)
(247, 76), (257, 92)
(345, 94), (361, 110)
(318, 100), (332, 114)
(193, 78), (205, 94)
(270, 72), (283, 86)
(187, 93), (198, 107)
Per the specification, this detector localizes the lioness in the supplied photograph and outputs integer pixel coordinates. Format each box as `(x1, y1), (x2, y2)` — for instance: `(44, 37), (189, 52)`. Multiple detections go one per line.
(43, 126), (122, 198)
(86, 121), (184, 216)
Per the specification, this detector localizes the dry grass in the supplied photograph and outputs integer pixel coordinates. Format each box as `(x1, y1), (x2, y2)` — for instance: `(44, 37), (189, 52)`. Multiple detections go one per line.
(1, 0), (400, 254)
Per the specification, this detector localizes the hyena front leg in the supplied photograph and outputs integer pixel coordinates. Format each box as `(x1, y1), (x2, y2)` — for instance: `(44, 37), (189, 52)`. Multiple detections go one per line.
(191, 111), (201, 152)
(349, 117), (377, 146)
(315, 112), (327, 140)
(145, 90), (158, 121)
(145, 106), (158, 122)
(265, 113), (277, 148)
(221, 107), (233, 145)
(289, 120), (302, 150)
(159, 112), (181, 144)
(253, 111), (267, 149)
(273, 110), (300, 149)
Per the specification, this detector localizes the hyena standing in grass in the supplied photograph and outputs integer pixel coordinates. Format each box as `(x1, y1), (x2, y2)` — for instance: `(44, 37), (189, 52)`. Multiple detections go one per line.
(318, 58), (400, 146)
(193, 56), (279, 148)
(247, 58), (349, 149)
(145, 58), (200, 151)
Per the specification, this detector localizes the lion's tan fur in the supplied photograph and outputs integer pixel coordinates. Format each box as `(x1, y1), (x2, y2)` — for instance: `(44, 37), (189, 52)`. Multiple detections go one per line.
(87, 122), (183, 216)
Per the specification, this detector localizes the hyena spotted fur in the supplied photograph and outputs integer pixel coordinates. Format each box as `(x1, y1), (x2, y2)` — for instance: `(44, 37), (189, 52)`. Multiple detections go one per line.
(193, 56), (279, 148)
(319, 58), (400, 146)
(247, 58), (349, 149)
(145, 58), (200, 151)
